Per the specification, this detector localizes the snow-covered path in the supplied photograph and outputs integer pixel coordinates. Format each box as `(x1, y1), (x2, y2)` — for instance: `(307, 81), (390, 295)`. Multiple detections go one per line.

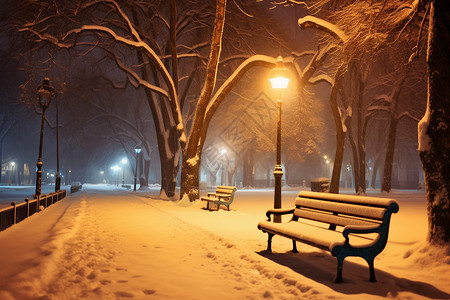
(0, 186), (449, 300)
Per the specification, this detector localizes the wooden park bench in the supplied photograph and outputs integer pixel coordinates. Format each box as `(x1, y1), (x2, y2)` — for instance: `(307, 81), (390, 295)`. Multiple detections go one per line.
(201, 186), (237, 211)
(257, 191), (399, 283)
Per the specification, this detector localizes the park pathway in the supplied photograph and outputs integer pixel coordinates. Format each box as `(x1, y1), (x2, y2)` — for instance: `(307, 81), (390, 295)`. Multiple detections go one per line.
(1, 190), (319, 300)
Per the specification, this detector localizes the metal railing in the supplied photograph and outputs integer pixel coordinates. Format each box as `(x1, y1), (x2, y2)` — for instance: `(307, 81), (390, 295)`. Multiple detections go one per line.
(0, 190), (67, 232)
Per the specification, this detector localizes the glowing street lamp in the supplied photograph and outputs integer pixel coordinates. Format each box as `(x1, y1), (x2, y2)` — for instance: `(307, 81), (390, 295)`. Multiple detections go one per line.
(35, 78), (55, 198)
(269, 56), (290, 223)
(134, 145), (142, 191)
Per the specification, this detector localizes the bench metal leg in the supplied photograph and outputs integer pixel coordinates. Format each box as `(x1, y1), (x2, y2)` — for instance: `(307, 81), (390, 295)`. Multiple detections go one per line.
(267, 233), (274, 252)
(367, 258), (377, 282)
(335, 256), (344, 283)
(292, 240), (298, 253)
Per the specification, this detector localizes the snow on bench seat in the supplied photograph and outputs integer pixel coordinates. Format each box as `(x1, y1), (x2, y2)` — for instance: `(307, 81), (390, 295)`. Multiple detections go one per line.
(257, 191), (399, 283)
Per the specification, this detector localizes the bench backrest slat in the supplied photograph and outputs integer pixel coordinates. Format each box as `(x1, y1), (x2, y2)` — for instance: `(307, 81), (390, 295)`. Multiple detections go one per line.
(293, 191), (399, 227)
(298, 191), (398, 208)
(295, 198), (388, 221)
(294, 209), (380, 227)
(215, 186), (237, 195)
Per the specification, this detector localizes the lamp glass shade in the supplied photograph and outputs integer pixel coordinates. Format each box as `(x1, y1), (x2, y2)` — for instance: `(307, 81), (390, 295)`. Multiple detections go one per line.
(269, 56), (290, 91)
(134, 146), (142, 154)
(38, 88), (52, 107)
(269, 77), (290, 90)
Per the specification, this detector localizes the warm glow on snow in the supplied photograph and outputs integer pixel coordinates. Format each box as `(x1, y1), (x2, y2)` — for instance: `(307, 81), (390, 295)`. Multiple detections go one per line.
(0, 185), (449, 299)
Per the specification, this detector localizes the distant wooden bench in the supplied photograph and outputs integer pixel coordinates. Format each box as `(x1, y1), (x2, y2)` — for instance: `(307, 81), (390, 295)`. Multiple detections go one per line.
(201, 186), (237, 211)
(257, 191), (399, 283)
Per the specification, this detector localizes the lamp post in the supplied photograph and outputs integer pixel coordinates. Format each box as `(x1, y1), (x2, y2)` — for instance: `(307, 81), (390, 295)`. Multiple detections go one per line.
(269, 56), (290, 223)
(134, 145), (142, 191)
(55, 94), (61, 192)
(35, 78), (55, 198)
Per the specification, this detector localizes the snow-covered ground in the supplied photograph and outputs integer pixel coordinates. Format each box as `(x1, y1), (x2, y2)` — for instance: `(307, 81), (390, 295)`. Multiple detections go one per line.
(0, 184), (449, 300)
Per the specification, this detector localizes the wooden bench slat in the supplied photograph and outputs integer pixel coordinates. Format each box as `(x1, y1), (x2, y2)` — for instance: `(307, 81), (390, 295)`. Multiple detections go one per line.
(294, 209), (380, 227)
(258, 221), (378, 250)
(295, 198), (387, 220)
(298, 191), (397, 208)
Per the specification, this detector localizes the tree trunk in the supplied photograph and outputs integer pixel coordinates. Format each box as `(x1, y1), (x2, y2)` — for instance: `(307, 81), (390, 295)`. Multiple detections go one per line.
(329, 65), (346, 194)
(180, 0), (226, 201)
(381, 118), (399, 192)
(347, 121), (361, 193)
(243, 146), (254, 187)
(180, 151), (201, 201)
(371, 157), (379, 189)
(419, 0), (450, 244)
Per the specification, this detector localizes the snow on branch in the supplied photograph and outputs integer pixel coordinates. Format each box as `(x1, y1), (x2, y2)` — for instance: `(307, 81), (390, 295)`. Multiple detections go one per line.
(308, 74), (333, 85)
(399, 111), (421, 122)
(205, 55), (276, 115)
(298, 16), (348, 43)
(79, 0), (141, 41)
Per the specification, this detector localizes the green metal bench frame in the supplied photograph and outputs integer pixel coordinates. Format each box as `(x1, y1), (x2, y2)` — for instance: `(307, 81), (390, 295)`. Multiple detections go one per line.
(201, 186), (237, 211)
(257, 191), (399, 283)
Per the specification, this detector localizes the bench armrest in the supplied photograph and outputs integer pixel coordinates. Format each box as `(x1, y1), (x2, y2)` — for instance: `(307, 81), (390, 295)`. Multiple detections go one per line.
(207, 192), (216, 197)
(217, 195), (231, 201)
(265, 208), (295, 221)
(342, 224), (381, 242)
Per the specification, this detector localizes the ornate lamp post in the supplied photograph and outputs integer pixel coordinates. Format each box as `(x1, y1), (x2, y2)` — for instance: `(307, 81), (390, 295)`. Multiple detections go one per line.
(134, 145), (142, 191)
(55, 93), (61, 192)
(269, 57), (290, 223)
(35, 78), (55, 198)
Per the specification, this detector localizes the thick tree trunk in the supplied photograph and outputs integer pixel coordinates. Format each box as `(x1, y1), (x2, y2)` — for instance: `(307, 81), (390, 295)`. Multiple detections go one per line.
(329, 65), (346, 194)
(381, 118), (399, 192)
(180, 151), (201, 201)
(419, 0), (450, 244)
(180, 0), (226, 201)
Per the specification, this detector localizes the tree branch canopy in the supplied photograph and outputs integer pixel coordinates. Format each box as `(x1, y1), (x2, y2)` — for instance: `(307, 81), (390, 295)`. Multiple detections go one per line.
(298, 16), (349, 43)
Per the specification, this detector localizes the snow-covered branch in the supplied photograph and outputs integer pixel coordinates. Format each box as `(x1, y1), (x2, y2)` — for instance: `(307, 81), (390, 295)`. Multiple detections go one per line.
(205, 55), (276, 115)
(298, 16), (348, 43)
(398, 111), (421, 122)
(308, 74), (333, 85)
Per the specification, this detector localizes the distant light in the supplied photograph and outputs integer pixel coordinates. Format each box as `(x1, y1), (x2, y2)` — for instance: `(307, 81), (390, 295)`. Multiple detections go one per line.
(10, 162), (15, 167)
(324, 155), (328, 160)
(269, 56), (290, 91)
(135, 145), (142, 154)
(221, 148), (227, 155)
(121, 158), (128, 164)
(100, 171), (104, 174)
